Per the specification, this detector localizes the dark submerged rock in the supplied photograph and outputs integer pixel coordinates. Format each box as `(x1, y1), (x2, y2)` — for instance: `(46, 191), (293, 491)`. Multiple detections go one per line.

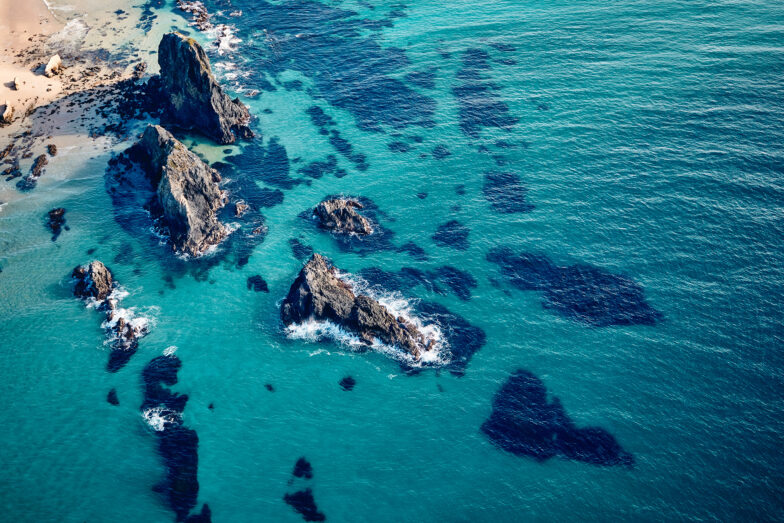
(313, 198), (373, 236)
(432, 220), (470, 251)
(247, 275), (269, 292)
(107, 388), (120, 406)
(481, 369), (634, 467)
(483, 171), (534, 214)
(141, 355), (211, 522)
(293, 457), (313, 479)
(157, 32), (252, 144)
(284, 489), (326, 522)
(339, 376), (356, 391)
(280, 254), (437, 361)
(46, 207), (68, 241)
(487, 247), (661, 326)
(135, 124), (227, 256)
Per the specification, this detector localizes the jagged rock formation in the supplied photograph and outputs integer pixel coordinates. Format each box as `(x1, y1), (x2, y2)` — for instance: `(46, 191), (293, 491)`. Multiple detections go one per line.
(313, 198), (373, 235)
(72, 261), (115, 302)
(281, 254), (436, 360)
(157, 32), (252, 144)
(136, 124), (227, 256)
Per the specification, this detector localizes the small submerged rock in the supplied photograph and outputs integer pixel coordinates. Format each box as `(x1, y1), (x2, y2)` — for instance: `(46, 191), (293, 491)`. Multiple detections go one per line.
(46, 207), (68, 241)
(313, 198), (373, 236)
(339, 376), (356, 391)
(281, 254), (437, 361)
(247, 275), (269, 292)
(107, 388), (119, 406)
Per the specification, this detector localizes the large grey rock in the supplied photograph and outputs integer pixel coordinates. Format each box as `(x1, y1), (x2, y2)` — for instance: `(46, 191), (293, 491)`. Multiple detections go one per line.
(281, 254), (436, 360)
(72, 261), (114, 302)
(157, 32), (252, 144)
(137, 124), (227, 256)
(314, 198), (373, 236)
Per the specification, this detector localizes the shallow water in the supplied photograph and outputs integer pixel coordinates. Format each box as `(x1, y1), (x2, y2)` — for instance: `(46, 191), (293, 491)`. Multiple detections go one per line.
(1, 0), (783, 521)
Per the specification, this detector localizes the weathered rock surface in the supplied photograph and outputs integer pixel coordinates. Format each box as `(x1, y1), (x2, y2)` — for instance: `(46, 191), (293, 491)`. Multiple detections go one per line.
(72, 261), (114, 302)
(136, 124), (227, 256)
(44, 54), (63, 77)
(313, 198), (373, 235)
(157, 32), (252, 144)
(12, 77), (20, 91)
(1, 101), (14, 125)
(281, 254), (436, 359)
(72, 261), (149, 372)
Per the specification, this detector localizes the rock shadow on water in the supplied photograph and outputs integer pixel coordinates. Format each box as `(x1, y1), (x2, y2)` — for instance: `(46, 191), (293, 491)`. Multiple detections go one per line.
(481, 369), (633, 467)
(487, 247), (661, 327)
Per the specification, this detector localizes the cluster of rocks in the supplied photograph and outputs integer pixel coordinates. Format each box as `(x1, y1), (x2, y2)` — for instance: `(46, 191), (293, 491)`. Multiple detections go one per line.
(281, 254), (437, 360)
(176, 1), (213, 31)
(72, 261), (149, 372)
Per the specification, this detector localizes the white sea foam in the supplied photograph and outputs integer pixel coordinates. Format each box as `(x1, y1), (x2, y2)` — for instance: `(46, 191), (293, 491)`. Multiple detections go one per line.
(163, 345), (178, 356)
(142, 406), (181, 432)
(286, 271), (451, 367)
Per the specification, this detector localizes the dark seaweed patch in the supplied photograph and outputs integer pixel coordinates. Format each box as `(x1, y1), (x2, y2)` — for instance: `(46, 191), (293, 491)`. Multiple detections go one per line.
(293, 457), (313, 479)
(107, 388), (119, 406)
(432, 144), (451, 159)
(395, 241), (428, 261)
(283, 80), (304, 91)
(141, 355), (210, 522)
(482, 171), (534, 214)
(481, 369), (634, 467)
(289, 238), (314, 261)
(359, 265), (477, 302)
(388, 141), (411, 153)
(247, 275), (269, 292)
(284, 489), (325, 522)
(453, 48), (518, 139)
(432, 220), (470, 251)
(487, 247), (661, 326)
(417, 301), (485, 376)
(339, 376), (356, 391)
(297, 155), (345, 179)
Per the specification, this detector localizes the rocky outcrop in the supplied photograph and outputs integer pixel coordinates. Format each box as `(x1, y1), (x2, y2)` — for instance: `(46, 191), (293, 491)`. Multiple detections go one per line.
(281, 254), (436, 360)
(313, 198), (373, 235)
(72, 261), (114, 302)
(44, 54), (63, 77)
(136, 124), (227, 256)
(157, 32), (252, 144)
(72, 261), (149, 372)
(1, 101), (14, 125)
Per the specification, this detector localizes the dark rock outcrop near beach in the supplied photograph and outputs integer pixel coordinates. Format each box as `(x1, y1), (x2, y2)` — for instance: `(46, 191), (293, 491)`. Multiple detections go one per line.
(141, 354), (211, 522)
(313, 198), (373, 236)
(72, 261), (149, 372)
(481, 369), (634, 467)
(46, 207), (68, 241)
(281, 254), (436, 360)
(135, 124), (227, 256)
(157, 32), (252, 144)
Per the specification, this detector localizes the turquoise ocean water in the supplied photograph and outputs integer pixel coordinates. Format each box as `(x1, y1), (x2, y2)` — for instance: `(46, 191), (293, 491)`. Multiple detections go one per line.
(1, 0), (783, 520)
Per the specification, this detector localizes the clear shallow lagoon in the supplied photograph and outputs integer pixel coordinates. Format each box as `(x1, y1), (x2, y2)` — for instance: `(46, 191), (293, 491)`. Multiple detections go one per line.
(1, 0), (783, 521)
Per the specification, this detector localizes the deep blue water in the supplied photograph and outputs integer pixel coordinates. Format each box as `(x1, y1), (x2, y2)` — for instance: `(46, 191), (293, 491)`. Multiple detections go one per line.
(1, 0), (783, 520)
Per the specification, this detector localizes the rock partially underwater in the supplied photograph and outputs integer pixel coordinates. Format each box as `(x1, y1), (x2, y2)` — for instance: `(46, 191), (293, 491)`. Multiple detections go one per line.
(133, 124), (227, 256)
(157, 32), (252, 144)
(313, 198), (373, 236)
(481, 369), (634, 467)
(281, 254), (438, 362)
(72, 261), (149, 372)
(141, 354), (211, 522)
